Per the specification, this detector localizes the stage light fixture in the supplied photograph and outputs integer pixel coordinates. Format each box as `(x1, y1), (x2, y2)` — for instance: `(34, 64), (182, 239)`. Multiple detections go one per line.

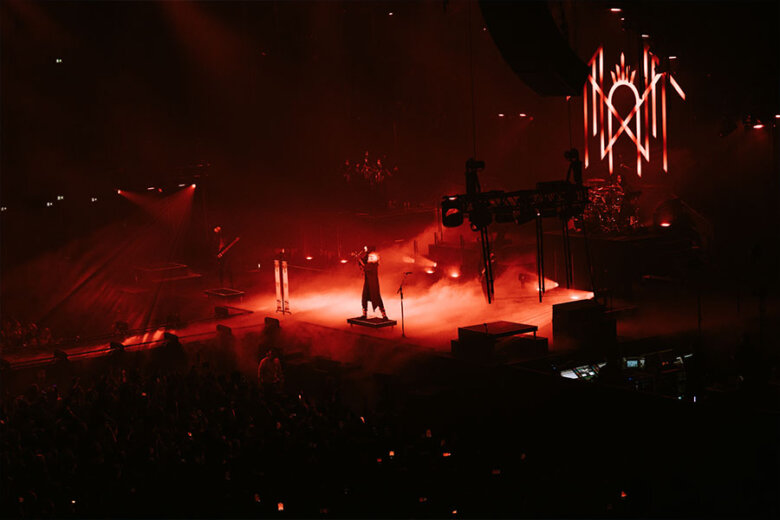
(305, 256), (313, 260)
(498, 113), (505, 118)
(46, 202), (53, 207)
(57, 195), (64, 201)
(147, 186), (155, 191)
(610, 8), (622, 13)
(441, 197), (464, 228)
(0, 206), (6, 212)
(163, 332), (179, 343)
(340, 259), (348, 264)
(775, 114), (780, 119)
(178, 183), (187, 187)
(388, 11), (393, 16)
(55, 58), (62, 63)
(660, 221), (671, 227)
(91, 197), (98, 202)
(117, 189), (122, 194)
(753, 123), (765, 129)
(518, 113), (527, 117)
(191, 183), (197, 188)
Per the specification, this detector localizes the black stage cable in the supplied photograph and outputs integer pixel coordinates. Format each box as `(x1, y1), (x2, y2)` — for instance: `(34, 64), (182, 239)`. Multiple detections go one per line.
(467, 0), (478, 157)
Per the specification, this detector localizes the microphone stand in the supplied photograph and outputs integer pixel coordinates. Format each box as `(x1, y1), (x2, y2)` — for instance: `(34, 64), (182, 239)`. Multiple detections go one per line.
(397, 272), (411, 337)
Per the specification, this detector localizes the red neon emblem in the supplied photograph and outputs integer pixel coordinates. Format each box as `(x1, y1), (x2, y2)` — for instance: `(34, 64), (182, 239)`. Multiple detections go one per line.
(584, 46), (686, 176)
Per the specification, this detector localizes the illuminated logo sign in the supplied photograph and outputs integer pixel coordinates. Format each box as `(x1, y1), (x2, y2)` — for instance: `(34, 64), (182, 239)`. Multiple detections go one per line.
(583, 46), (685, 177)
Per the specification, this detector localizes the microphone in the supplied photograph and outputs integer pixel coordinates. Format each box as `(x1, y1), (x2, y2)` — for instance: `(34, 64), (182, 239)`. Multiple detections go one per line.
(404, 272), (413, 275)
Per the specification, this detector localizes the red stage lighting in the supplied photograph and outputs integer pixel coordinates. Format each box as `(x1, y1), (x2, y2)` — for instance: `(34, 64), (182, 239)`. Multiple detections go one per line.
(425, 268), (435, 274)
(340, 259), (348, 264)
(147, 186), (155, 191)
(305, 256), (313, 261)
(518, 113), (527, 117)
(449, 271), (460, 279)
(178, 183), (187, 187)
(117, 189), (122, 195)
(498, 113), (505, 118)
(660, 221), (671, 227)
(610, 8), (622, 13)
(752, 123), (764, 129)
(191, 183), (197, 188)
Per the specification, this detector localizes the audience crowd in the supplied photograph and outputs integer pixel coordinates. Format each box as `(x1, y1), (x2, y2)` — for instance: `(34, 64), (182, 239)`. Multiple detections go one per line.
(2, 356), (534, 518)
(1, 318), (55, 351)
(2, 333), (775, 518)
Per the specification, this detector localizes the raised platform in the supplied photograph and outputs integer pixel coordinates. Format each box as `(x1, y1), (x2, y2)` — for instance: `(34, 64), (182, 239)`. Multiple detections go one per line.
(459, 320), (538, 339)
(346, 317), (398, 328)
(135, 263), (190, 283)
(204, 288), (245, 303)
(454, 320), (541, 360)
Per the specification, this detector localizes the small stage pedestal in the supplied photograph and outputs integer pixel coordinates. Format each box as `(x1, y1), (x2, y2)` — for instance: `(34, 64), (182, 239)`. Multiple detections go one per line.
(347, 317), (398, 329)
(204, 288), (245, 304)
(453, 320), (545, 361)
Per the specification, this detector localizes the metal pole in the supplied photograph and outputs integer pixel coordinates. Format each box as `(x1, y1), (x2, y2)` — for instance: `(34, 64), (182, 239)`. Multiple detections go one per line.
(400, 289), (405, 337)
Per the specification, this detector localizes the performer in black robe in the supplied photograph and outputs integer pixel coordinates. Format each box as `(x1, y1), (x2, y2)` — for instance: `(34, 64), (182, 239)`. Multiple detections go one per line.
(358, 246), (388, 319)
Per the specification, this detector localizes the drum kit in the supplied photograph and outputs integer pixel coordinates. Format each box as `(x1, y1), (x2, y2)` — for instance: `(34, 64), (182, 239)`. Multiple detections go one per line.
(582, 178), (640, 234)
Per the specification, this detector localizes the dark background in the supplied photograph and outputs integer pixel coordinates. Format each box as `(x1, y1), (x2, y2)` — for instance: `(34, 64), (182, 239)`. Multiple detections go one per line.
(1, 0), (778, 267)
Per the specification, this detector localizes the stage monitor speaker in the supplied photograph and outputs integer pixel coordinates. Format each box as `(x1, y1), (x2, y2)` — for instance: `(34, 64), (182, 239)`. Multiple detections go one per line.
(215, 306), (230, 319)
(479, 1), (588, 96)
(264, 317), (281, 330)
(217, 324), (232, 336)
